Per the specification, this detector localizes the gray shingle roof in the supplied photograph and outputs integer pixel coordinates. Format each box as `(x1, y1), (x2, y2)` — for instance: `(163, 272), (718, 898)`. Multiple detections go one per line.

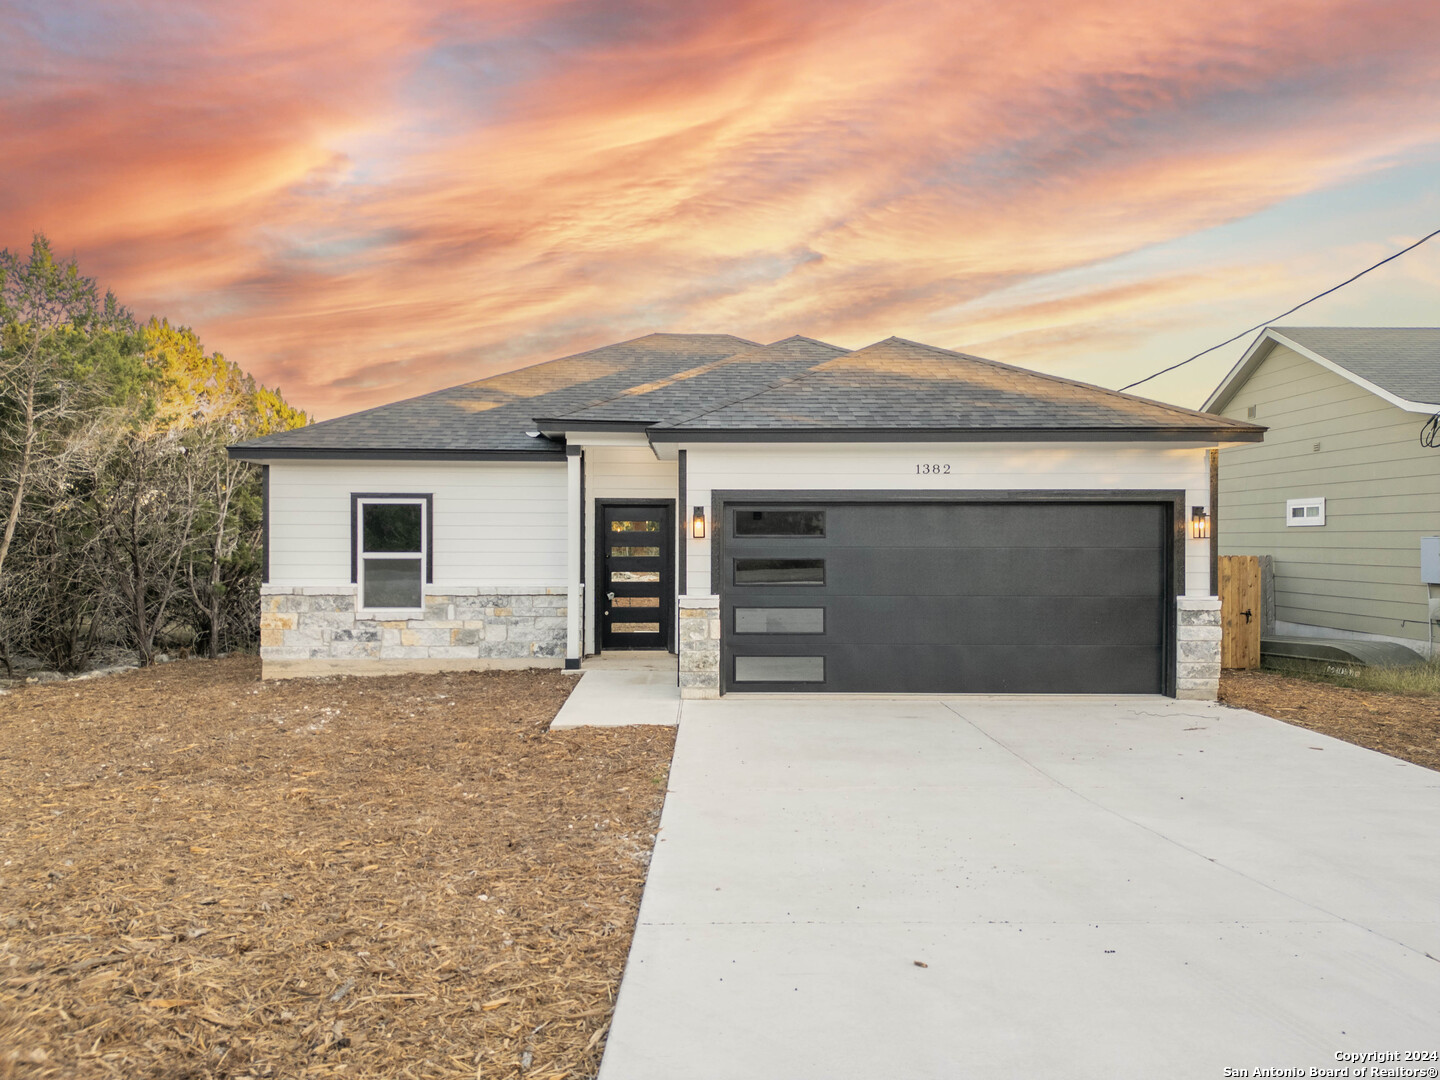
(1272, 327), (1440, 406)
(543, 336), (849, 425)
(232, 332), (1262, 458)
(231, 334), (757, 456)
(653, 337), (1259, 436)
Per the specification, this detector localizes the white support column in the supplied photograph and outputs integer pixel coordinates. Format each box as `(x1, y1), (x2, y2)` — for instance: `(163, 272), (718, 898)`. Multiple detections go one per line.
(565, 446), (583, 670)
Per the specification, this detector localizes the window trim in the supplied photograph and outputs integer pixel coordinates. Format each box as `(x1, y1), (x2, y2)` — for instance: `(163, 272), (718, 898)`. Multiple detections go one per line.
(1285, 497), (1326, 527)
(351, 493), (433, 610)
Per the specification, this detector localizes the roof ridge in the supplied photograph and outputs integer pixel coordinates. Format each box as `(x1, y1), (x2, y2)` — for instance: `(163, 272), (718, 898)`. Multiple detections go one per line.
(654, 338), (851, 428)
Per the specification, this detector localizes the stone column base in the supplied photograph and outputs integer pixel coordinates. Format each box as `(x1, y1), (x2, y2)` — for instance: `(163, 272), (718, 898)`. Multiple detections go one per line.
(678, 595), (721, 699)
(1176, 597), (1222, 700)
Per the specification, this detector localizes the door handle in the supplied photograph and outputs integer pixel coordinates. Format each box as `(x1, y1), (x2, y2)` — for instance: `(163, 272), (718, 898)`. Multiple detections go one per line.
(1242, 609), (1253, 623)
(607, 592), (615, 600)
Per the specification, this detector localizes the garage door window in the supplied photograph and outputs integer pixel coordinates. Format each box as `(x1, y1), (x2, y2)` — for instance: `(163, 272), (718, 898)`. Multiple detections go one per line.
(734, 656), (826, 683)
(733, 558), (825, 585)
(734, 607), (825, 634)
(733, 509), (825, 537)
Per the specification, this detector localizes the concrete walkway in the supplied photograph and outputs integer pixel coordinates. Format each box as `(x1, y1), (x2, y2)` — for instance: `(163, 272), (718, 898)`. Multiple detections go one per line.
(550, 652), (680, 729)
(598, 695), (1440, 1080)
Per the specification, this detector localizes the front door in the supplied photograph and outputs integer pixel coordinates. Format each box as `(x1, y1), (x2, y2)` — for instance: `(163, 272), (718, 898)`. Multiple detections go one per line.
(600, 502), (674, 651)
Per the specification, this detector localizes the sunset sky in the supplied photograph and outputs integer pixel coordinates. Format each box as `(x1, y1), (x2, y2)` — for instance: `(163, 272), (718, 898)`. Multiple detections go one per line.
(3, 0), (1439, 419)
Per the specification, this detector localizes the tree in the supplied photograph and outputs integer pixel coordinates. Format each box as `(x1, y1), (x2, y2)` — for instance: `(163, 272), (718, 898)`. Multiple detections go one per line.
(136, 319), (305, 659)
(0, 236), (142, 671)
(1, 236), (305, 672)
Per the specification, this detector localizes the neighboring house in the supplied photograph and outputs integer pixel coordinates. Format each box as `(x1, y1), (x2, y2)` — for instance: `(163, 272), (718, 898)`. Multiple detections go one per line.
(229, 334), (1263, 699)
(1204, 327), (1440, 657)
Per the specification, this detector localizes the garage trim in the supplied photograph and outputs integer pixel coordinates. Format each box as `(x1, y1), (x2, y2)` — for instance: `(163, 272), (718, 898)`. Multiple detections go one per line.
(710, 489), (1187, 697)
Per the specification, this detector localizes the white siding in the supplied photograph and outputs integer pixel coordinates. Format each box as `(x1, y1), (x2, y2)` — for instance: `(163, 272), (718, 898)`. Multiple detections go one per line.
(683, 442), (1212, 596)
(582, 446), (679, 651)
(267, 460), (568, 588)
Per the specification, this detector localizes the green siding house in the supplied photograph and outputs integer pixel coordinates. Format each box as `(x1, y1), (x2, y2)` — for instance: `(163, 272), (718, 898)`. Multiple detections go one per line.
(1204, 327), (1440, 657)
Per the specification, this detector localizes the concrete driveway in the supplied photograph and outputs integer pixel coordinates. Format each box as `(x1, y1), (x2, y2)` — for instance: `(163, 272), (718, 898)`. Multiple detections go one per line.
(597, 696), (1440, 1080)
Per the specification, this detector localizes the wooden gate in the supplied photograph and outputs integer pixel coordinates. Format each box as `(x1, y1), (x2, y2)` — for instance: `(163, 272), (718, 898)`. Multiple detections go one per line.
(1219, 555), (1262, 669)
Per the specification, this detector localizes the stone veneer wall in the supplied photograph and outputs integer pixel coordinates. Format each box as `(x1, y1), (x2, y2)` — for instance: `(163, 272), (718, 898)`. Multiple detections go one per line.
(259, 585), (567, 677)
(1175, 596), (1222, 700)
(678, 595), (721, 699)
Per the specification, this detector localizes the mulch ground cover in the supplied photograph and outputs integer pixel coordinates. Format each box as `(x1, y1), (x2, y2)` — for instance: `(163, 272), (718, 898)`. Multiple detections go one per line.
(1221, 668), (1440, 771)
(0, 657), (676, 1080)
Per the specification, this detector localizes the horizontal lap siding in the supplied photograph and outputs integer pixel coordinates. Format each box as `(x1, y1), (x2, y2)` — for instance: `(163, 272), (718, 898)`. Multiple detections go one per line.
(683, 442), (1210, 596)
(267, 461), (568, 588)
(1217, 344), (1440, 641)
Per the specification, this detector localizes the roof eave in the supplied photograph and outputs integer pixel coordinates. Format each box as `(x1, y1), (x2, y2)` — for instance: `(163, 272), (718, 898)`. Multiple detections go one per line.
(226, 446), (566, 462)
(1204, 328), (1440, 415)
(646, 426), (1265, 445)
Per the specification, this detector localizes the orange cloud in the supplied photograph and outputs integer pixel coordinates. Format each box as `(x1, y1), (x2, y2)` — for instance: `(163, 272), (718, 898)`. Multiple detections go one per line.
(3, 0), (1439, 416)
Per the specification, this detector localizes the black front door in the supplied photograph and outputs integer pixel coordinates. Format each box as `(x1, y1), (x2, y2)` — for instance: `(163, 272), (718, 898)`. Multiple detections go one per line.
(600, 502), (674, 651)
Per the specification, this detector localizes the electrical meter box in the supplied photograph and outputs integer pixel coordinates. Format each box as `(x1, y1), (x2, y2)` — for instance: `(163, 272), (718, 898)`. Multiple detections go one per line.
(1423, 537), (1440, 585)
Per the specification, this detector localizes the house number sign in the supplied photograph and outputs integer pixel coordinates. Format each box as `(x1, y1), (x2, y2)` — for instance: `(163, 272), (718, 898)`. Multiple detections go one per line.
(914, 463), (952, 474)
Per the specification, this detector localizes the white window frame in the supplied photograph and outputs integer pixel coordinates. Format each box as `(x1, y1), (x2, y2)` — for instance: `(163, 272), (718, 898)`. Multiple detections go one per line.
(1285, 497), (1326, 527)
(357, 496), (429, 612)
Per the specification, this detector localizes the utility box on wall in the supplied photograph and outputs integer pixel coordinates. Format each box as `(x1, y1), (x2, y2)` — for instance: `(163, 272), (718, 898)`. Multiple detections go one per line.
(1423, 537), (1440, 585)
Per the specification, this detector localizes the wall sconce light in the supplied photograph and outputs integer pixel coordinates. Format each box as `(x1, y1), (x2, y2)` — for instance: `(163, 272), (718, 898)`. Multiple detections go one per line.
(692, 506), (706, 539)
(1191, 506), (1211, 540)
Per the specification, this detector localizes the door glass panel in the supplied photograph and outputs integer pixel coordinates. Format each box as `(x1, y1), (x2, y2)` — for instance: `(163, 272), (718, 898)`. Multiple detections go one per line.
(734, 607), (825, 634)
(612, 570), (661, 582)
(733, 558), (824, 585)
(734, 656), (825, 682)
(362, 558), (423, 608)
(609, 520), (661, 532)
(610, 545), (661, 557)
(733, 509), (825, 537)
(612, 622), (660, 633)
(613, 596), (660, 608)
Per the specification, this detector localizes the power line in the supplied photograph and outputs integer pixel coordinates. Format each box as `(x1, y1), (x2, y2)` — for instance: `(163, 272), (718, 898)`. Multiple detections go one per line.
(1118, 226), (1440, 393)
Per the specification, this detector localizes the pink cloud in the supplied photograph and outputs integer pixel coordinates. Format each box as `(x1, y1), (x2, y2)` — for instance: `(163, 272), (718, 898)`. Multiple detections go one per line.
(3, 0), (1439, 416)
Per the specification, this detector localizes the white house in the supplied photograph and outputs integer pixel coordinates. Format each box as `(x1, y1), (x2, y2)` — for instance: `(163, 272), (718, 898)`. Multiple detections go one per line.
(229, 334), (1264, 699)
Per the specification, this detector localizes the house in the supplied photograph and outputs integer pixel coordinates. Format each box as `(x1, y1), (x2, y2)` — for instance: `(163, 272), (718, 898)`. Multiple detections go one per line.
(228, 333), (1264, 699)
(1203, 326), (1440, 657)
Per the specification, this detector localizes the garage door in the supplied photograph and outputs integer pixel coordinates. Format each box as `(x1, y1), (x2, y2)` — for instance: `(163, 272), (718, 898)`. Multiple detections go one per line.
(718, 501), (1171, 694)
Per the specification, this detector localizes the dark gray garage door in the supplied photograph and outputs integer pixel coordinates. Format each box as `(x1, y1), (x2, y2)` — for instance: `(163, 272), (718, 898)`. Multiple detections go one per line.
(718, 501), (1171, 694)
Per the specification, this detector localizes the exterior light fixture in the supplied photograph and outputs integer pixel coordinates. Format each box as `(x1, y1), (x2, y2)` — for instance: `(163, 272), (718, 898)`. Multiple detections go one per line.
(692, 506), (706, 539)
(1191, 506), (1211, 540)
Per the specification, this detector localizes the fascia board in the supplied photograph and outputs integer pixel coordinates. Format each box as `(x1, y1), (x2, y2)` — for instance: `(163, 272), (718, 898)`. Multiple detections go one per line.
(1202, 331), (1275, 414)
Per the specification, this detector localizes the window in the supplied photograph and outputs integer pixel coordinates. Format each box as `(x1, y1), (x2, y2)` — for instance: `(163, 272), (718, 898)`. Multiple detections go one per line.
(734, 656), (826, 683)
(733, 509), (825, 537)
(1285, 498), (1326, 527)
(734, 607), (825, 634)
(356, 496), (429, 608)
(733, 558), (825, 585)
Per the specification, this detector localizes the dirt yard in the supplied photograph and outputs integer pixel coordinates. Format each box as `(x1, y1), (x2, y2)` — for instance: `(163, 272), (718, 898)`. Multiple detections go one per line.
(0, 657), (676, 1080)
(1221, 668), (1440, 771)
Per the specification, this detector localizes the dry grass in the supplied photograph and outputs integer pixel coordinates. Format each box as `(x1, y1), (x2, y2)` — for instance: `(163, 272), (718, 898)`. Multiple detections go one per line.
(1221, 667), (1440, 771)
(1261, 655), (1440, 697)
(0, 657), (675, 1079)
